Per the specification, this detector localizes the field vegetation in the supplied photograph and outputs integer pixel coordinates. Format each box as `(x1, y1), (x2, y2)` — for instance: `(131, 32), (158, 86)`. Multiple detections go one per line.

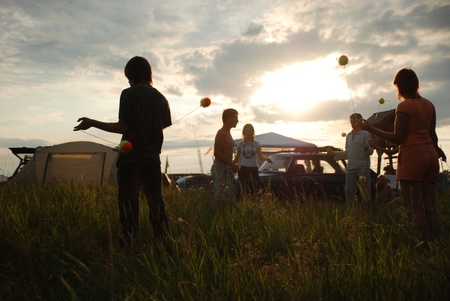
(1, 182), (449, 300)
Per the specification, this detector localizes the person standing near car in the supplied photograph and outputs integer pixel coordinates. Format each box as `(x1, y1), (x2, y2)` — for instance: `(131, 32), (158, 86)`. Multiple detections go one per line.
(212, 108), (239, 203)
(328, 113), (374, 207)
(74, 56), (172, 248)
(359, 68), (446, 239)
(233, 124), (273, 196)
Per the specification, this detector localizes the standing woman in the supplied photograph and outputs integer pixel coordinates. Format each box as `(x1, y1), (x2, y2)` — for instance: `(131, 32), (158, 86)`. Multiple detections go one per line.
(360, 68), (446, 239)
(234, 124), (272, 195)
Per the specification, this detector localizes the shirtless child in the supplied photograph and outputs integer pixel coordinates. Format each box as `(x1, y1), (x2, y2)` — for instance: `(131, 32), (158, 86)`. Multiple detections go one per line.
(212, 108), (239, 203)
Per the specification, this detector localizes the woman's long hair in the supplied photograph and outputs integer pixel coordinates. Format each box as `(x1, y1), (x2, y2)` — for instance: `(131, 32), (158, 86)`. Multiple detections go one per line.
(242, 124), (255, 141)
(393, 68), (420, 99)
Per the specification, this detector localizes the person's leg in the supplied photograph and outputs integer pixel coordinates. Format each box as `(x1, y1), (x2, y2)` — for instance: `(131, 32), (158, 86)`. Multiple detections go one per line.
(399, 180), (412, 216)
(117, 162), (141, 245)
(142, 159), (169, 241)
(238, 166), (249, 196)
(422, 182), (441, 238)
(421, 149), (441, 238)
(213, 161), (236, 202)
(248, 167), (259, 194)
(225, 167), (236, 201)
(360, 169), (372, 205)
(213, 162), (226, 203)
(400, 180), (431, 238)
(345, 171), (358, 207)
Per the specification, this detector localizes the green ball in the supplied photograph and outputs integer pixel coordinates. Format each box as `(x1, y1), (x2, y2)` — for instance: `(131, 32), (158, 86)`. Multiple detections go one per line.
(338, 55), (348, 66)
(378, 97), (385, 104)
(119, 140), (132, 153)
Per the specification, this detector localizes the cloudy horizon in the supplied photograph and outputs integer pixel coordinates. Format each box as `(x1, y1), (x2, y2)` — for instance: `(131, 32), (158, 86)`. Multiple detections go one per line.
(1, 0), (449, 176)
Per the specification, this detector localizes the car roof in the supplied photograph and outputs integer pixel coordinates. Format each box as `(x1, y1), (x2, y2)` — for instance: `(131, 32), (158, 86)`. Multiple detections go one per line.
(264, 152), (346, 173)
(270, 152), (332, 159)
(176, 174), (210, 182)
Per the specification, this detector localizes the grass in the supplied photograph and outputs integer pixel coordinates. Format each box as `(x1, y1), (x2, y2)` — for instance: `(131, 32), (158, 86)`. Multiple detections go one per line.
(0, 182), (449, 300)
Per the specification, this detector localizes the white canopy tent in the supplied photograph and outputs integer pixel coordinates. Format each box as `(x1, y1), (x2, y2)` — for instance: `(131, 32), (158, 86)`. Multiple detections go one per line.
(234, 132), (317, 153)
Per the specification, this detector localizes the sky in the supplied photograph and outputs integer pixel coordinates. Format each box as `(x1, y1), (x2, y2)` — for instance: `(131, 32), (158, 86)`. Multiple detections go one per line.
(1, 0), (450, 177)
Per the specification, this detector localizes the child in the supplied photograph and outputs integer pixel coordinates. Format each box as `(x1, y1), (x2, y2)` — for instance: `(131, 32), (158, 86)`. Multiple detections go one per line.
(375, 175), (393, 204)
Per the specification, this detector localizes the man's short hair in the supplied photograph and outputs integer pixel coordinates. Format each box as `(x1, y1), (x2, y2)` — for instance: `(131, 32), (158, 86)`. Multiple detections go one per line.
(222, 108), (238, 123)
(349, 113), (362, 121)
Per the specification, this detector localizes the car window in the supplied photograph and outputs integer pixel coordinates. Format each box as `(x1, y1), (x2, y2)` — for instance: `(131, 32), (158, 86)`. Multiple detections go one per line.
(292, 161), (306, 173)
(302, 159), (338, 174)
(336, 160), (346, 172)
(259, 157), (291, 172)
(195, 177), (210, 186)
(320, 160), (336, 174)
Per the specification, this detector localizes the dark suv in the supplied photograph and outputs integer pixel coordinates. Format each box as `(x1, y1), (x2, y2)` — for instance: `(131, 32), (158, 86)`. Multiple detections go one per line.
(258, 152), (376, 201)
(176, 174), (212, 191)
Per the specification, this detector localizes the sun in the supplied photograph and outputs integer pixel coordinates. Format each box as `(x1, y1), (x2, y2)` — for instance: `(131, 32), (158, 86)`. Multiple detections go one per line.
(249, 54), (352, 114)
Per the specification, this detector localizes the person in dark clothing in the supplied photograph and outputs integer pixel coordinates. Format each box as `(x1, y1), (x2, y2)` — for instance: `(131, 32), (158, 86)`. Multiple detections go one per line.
(74, 56), (172, 247)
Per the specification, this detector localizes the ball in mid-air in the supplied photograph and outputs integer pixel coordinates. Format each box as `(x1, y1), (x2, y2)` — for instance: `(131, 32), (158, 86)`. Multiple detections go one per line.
(119, 140), (132, 153)
(200, 97), (211, 108)
(341, 132), (347, 137)
(338, 55), (349, 66)
(378, 97), (385, 104)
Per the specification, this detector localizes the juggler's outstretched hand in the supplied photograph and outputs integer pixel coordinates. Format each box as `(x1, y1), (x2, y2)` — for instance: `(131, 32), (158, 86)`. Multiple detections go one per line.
(357, 119), (372, 131)
(74, 117), (93, 131)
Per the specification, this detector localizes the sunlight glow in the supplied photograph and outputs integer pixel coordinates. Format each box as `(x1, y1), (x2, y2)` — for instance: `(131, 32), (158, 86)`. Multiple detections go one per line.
(250, 54), (352, 114)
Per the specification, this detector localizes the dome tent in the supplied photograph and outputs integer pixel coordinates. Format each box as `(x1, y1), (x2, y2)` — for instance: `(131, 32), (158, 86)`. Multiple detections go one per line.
(11, 141), (118, 186)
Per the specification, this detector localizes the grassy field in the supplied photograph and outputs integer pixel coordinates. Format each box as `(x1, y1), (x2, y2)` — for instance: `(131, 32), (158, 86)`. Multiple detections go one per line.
(0, 182), (449, 301)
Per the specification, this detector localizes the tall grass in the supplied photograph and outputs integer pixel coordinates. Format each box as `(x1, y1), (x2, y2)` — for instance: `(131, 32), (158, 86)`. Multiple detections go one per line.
(1, 182), (449, 300)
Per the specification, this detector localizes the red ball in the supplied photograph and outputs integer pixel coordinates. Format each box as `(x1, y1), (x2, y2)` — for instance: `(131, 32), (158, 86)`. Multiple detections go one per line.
(200, 97), (211, 108)
(119, 140), (132, 153)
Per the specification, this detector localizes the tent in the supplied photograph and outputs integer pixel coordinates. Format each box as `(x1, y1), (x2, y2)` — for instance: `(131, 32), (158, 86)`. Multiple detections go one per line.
(366, 109), (397, 174)
(10, 141), (119, 186)
(234, 132), (318, 153)
(367, 109), (395, 133)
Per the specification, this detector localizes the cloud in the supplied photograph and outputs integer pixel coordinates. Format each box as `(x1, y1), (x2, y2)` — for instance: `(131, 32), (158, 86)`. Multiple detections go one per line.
(0, 137), (49, 149)
(176, 0), (449, 125)
(1, 0), (450, 175)
(408, 4), (450, 31)
(185, 29), (330, 102)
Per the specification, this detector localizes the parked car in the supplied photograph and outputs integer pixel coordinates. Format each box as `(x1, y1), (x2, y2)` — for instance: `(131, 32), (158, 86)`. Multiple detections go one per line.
(258, 152), (376, 201)
(437, 171), (450, 192)
(176, 174), (212, 191)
